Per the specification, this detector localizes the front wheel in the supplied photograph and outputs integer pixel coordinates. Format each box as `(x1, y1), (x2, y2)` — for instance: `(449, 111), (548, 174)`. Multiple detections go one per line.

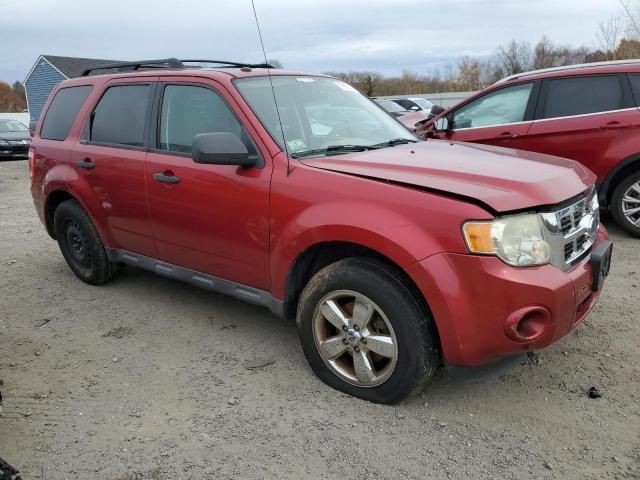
(296, 257), (439, 404)
(610, 171), (640, 237)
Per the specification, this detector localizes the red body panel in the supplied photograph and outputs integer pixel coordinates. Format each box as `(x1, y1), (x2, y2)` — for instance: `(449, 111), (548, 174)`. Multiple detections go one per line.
(422, 64), (640, 201)
(406, 226), (609, 366)
(301, 140), (595, 212)
(30, 67), (611, 369)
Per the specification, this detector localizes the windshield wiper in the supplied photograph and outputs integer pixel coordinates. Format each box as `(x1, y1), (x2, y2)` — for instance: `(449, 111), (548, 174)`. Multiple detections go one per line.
(371, 138), (419, 148)
(291, 144), (381, 159)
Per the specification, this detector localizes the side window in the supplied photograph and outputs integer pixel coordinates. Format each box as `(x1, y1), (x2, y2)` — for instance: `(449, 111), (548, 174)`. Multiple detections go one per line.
(540, 76), (625, 119)
(159, 84), (253, 155)
(452, 83), (533, 129)
(90, 85), (150, 147)
(41, 86), (92, 140)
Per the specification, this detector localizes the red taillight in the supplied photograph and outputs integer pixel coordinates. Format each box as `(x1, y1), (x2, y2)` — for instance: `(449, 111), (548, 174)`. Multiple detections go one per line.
(28, 147), (36, 182)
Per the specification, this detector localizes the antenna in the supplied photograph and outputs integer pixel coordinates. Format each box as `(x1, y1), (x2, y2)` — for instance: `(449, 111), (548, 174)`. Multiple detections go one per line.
(250, 0), (291, 175)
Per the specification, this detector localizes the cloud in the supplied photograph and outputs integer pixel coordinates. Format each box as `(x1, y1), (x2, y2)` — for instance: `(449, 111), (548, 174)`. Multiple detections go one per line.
(0, 0), (620, 83)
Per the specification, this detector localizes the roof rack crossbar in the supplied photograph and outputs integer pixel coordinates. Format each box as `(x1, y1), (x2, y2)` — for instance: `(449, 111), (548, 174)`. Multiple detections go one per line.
(179, 59), (275, 68)
(82, 58), (275, 76)
(82, 58), (185, 76)
(495, 58), (640, 84)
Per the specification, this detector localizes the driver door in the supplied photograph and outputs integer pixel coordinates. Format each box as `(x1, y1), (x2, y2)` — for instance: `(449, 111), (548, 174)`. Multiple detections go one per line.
(144, 80), (272, 290)
(435, 82), (538, 150)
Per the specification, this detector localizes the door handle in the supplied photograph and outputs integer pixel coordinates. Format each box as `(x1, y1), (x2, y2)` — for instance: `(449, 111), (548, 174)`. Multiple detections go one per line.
(76, 158), (95, 169)
(495, 132), (518, 140)
(600, 122), (631, 130)
(153, 172), (180, 184)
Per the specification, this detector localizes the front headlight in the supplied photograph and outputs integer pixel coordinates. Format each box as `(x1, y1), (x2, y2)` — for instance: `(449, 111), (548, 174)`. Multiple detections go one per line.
(463, 214), (551, 267)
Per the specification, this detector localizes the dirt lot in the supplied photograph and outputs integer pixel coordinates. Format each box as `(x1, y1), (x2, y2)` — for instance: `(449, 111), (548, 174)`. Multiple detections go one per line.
(0, 158), (638, 480)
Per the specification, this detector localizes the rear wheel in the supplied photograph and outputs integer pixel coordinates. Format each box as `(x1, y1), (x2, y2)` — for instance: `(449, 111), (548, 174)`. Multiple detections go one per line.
(610, 171), (640, 237)
(297, 257), (439, 404)
(53, 199), (119, 285)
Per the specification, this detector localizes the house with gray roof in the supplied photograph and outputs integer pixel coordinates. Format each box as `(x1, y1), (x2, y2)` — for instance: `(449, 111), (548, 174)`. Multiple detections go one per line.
(24, 55), (119, 120)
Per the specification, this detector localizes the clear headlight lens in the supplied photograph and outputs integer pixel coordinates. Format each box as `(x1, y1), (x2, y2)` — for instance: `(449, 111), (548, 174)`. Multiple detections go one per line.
(463, 214), (551, 267)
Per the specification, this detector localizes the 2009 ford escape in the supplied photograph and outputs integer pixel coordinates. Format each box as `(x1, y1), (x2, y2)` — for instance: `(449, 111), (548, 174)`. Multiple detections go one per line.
(29, 59), (612, 404)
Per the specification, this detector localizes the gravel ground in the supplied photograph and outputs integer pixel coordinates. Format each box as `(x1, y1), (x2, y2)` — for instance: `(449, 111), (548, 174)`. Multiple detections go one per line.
(0, 158), (638, 480)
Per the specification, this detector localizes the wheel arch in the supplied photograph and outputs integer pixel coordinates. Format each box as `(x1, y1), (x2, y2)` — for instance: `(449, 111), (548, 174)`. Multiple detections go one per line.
(281, 241), (438, 338)
(599, 154), (640, 209)
(44, 189), (80, 239)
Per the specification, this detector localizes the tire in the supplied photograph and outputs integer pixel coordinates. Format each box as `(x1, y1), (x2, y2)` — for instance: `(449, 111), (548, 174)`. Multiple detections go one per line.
(53, 199), (119, 285)
(296, 257), (439, 404)
(610, 171), (640, 238)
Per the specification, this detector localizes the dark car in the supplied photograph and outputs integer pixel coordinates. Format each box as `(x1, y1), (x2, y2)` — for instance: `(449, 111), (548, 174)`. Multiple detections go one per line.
(0, 119), (31, 159)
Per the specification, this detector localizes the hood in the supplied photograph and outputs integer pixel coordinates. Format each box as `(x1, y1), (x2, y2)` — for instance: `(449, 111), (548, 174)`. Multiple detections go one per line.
(300, 140), (595, 213)
(0, 131), (30, 141)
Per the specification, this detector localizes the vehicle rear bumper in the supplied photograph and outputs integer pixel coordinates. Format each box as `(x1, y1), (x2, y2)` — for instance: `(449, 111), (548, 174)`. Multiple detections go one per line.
(406, 225), (610, 367)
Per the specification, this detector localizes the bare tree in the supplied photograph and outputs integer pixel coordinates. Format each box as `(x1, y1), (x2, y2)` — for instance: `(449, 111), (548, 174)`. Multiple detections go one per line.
(457, 56), (481, 90)
(620, 0), (640, 39)
(498, 40), (532, 75)
(533, 36), (558, 69)
(598, 16), (624, 59)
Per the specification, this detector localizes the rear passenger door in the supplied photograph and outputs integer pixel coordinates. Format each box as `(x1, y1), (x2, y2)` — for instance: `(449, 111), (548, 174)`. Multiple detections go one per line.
(70, 79), (157, 258)
(525, 74), (636, 181)
(144, 80), (272, 290)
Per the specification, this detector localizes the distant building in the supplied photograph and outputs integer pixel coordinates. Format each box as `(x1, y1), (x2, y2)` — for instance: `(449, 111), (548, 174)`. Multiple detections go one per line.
(24, 55), (118, 120)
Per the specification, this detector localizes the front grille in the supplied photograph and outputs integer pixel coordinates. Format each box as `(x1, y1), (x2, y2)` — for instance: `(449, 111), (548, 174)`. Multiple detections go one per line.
(540, 190), (599, 271)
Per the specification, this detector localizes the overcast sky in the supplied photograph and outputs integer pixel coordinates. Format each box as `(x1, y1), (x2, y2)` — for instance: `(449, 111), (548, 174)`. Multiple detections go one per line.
(0, 0), (620, 84)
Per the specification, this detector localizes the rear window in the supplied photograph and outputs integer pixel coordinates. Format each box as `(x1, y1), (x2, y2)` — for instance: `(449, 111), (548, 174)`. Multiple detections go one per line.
(41, 86), (92, 140)
(89, 85), (150, 147)
(539, 75), (625, 119)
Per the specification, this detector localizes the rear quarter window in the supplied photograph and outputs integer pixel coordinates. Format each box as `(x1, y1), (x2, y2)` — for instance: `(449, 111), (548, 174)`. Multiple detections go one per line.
(626, 74), (640, 105)
(40, 86), (92, 141)
(539, 75), (626, 119)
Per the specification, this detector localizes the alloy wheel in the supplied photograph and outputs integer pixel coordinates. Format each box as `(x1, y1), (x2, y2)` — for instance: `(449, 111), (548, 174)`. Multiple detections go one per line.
(312, 290), (398, 387)
(622, 180), (640, 227)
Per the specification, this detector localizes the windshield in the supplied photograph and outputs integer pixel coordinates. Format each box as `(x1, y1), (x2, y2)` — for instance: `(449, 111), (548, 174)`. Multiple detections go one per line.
(0, 120), (28, 133)
(235, 76), (416, 158)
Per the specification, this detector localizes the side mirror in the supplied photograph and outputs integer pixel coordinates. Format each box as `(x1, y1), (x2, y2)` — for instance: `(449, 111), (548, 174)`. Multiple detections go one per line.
(192, 132), (256, 167)
(434, 117), (450, 132)
(410, 105), (420, 111)
(29, 120), (37, 138)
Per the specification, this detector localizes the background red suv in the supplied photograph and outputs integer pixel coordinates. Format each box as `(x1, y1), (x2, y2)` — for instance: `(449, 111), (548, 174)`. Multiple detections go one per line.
(420, 60), (640, 237)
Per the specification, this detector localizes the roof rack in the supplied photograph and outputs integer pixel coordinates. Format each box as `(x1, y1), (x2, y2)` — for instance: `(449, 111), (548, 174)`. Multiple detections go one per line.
(495, 58), (640, 84)
(82, 58), (275, 76)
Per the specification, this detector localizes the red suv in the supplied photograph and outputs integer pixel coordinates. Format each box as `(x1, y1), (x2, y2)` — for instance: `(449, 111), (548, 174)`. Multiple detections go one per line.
(29, 59), (612, 404)
(418, 60), (640, 237)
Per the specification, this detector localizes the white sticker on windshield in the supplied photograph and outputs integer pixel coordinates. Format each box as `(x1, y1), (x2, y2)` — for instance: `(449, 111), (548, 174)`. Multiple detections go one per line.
(296, 77), (315, 83)
(335, 81), (357, 92)
(287, 139), (308, 151)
